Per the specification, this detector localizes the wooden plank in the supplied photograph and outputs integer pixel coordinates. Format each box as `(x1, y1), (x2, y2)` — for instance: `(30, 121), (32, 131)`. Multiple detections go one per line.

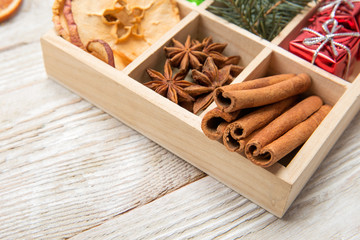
(70, 128), (360, 240)
(70, 177), (274, 240)
(0, 80), (204, 239)
(0, 42), (47, 94)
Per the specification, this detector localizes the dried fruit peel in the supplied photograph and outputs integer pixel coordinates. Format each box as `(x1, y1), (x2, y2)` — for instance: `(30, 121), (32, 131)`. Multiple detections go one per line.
(0, 0), (22, 23)
(86, 40), (115, 67)
(52, 0), (180, 70)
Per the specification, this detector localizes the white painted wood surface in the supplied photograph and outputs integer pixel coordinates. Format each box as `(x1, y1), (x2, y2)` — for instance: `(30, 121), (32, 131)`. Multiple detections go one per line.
(0, 0), (359, 239)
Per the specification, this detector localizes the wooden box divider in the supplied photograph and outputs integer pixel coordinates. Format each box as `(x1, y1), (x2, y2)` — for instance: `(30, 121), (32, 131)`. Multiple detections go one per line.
(41, 0), (360, 217)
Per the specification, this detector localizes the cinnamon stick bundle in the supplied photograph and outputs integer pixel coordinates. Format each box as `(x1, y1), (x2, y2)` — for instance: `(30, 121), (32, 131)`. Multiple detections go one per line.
(216, 73), (311, 112)
(201, 107), (241, 141)
(248, 105), (332, 167)
(245, 95), (323, 158)
(222, 97), (297, 152)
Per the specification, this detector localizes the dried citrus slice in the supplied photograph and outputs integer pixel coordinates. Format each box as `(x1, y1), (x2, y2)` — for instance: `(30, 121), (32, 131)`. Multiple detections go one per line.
(0, 0), (22, 23)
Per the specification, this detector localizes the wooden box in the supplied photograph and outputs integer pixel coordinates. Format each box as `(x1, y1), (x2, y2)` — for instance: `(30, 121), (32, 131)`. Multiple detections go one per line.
(40, 0), (360, 217)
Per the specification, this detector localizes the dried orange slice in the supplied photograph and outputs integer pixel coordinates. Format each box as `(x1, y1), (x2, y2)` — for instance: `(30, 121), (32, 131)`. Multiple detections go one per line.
(0, 0), (22, 23)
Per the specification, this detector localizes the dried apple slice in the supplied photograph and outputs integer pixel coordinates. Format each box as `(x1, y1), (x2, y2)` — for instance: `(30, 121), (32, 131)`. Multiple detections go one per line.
(0, 0), (22, 23)
(86, 39), (115, 67)
(53, 0), (180, 70)
(63, 0), (84, 49)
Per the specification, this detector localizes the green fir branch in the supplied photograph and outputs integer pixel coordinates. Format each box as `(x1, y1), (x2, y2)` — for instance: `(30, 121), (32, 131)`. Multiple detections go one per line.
(208, 0), (314, 41)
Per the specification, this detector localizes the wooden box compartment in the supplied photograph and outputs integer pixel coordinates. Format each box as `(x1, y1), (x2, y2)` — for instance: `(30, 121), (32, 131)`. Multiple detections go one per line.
(129, 11), (266, 92)
(41, 0), (360, 217)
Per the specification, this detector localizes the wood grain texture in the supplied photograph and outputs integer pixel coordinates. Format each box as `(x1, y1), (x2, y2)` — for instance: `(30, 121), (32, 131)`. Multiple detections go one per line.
(0, 79), (205, 239)
(0, 0), (359, 239)
(0, 42), (47, 94)
(71, 113), (360, 239)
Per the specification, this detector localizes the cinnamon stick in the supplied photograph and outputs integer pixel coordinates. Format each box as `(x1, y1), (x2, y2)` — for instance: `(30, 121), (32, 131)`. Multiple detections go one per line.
(222, 97), (297, 152)
(224, 127), (262, 153)
(201, 107), (241, 141)
(231, 97), (296, 138)
(218, 73), (296, 92)
(217, 73), (311, 112)
(248, 105), (332, 167)
(237, 128), (263, 153)
(214, 73), (296, 110)
(245, 95), (323, 158)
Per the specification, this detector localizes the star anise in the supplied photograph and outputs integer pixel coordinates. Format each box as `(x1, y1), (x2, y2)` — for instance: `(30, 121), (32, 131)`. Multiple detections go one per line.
(192, 36), (243, 76)
(184, 57), (233, 114)
(164, 35), (208, 71)
(196, 37), (227, 65)
(144, 60), (195, 104)
(195, 36), (241, 69)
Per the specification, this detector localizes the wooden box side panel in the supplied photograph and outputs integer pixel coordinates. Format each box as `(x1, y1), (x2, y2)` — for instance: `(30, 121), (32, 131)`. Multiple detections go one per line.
(243, 46), (359, 211)
(41, 31), (292, 217)
(285, 75), (360, 211)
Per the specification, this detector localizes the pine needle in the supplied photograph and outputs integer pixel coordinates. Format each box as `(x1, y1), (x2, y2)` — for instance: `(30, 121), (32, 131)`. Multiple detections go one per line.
(208, 0), (314, 41)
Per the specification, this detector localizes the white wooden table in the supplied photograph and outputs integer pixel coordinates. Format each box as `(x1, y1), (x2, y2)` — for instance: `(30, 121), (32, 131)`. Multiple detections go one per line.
(1, 1), (359, 239)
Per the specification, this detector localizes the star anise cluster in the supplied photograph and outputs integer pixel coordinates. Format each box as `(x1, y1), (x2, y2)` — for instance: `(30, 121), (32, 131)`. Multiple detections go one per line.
(144, 35), (244, 114)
